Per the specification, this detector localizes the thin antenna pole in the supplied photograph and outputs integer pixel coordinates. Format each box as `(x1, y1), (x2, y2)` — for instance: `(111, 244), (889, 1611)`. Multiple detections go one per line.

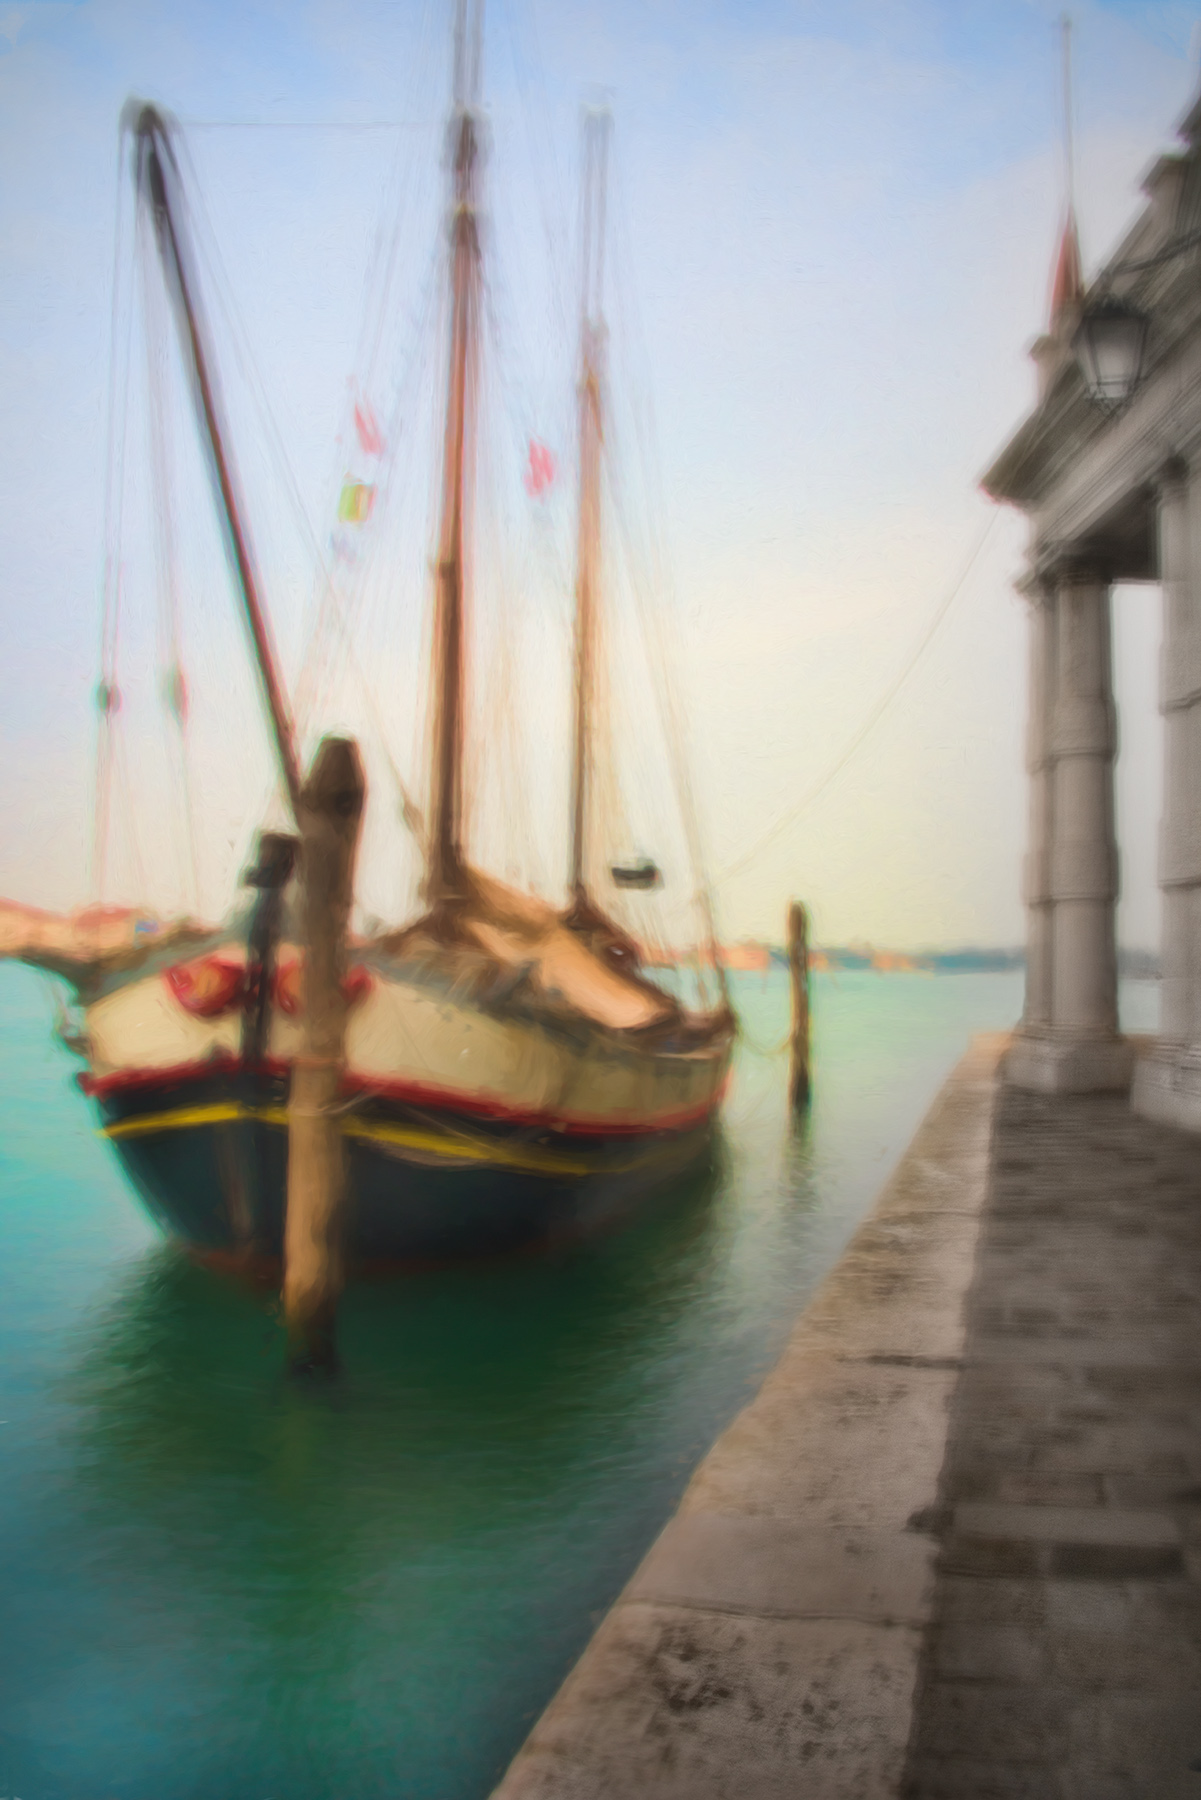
(452, 0), (483, 111)
(569, 109), (610, 902)
(1061, 14), (1076, 216)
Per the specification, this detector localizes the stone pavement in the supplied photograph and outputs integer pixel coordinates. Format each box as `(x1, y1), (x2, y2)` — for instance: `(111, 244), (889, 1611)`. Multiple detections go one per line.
(492, 1042), (1201, 1799)
(903, 1079), (1201, 1800)
(493, 1038), (1002, 1799)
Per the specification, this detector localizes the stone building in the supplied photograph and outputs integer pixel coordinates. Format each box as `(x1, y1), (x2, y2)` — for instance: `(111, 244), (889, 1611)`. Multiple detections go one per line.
(985, 84), (1201, 1131)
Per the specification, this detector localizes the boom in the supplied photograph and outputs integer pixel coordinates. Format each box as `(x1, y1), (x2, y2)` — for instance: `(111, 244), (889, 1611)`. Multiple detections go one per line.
(132, 104), (302, 817)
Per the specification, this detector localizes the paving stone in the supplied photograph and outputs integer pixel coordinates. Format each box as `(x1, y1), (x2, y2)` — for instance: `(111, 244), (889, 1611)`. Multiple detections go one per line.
(1047, 1620), (1201, 1691)
(935, 1577), (1046, 1628)
(985, 1471), (1106, 1507)
(903, 1756), (1066, 1800)
(1048, 1541), (1184, 1579)
(1063, 1692), (1201, 1800)
(930, 1621), (1046, 1683)
(626, 1511), (935, 1625)
(494, 1605), (922, 1800)
(904, 1085), (1201, 1797)
(1044, 1581), (1131, 1633)
(496, 1060), (1201, 1800)
(917, 1680), (1070, 1763)
(493, 1042), (1003, 1800)
(939, 1535), (1043, 1579)
(953, 1503), (1179, 1547)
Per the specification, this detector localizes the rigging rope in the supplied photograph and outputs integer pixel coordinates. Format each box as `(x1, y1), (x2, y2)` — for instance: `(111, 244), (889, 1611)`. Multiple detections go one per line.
(94, 116), (138, 900)
(139, 199), (202, 913)
(171, 129), (429, 839)
(714, 509), (1001, 888)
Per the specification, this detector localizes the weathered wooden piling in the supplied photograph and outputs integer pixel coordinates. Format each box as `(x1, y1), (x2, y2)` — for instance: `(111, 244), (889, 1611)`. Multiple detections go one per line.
(283, 735), (366, 1375)
(787, 899), (811, 1110)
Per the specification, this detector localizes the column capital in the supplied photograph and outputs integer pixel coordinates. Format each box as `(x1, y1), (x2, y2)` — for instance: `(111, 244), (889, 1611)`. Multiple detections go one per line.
(1015, 565), (1052, 607)
(1031, 544), (1112, 591)
(1154, 453), (1190, 498)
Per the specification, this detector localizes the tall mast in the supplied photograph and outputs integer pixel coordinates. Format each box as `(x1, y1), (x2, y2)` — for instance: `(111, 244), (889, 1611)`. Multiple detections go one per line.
(133, 106), (302, 819)
(569, 108), (611, 904)
(427, 0), (484, 907)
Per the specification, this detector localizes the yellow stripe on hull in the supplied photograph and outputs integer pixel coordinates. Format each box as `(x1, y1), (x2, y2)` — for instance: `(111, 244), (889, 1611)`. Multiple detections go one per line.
(100, 1101), (696, 1180)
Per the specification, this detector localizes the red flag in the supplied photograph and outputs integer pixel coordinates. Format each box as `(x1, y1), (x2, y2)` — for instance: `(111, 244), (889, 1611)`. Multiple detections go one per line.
(524, 439), (556, 498)
(354, 400), (384, 457)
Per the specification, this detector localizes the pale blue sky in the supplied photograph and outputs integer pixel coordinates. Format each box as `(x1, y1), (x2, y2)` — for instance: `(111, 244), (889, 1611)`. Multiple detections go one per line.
(0, 0), (1195, 947)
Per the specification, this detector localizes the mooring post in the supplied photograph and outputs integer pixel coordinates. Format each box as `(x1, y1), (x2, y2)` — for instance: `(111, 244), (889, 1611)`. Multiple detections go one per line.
(788, 900), (811, 1110)
(283, 735), (366, 1375)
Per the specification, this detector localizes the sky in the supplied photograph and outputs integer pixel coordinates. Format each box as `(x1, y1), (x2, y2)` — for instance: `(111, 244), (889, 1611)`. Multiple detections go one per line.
(0, 0), (1196, 950)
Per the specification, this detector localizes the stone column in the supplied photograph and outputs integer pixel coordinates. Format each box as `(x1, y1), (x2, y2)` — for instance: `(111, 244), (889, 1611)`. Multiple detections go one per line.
(1134, 463), (1201, 1127)
(1007, 561), (1132, 1093)
(1020, 575), (1056, 1031)
(1049, 570), (1121, 1032)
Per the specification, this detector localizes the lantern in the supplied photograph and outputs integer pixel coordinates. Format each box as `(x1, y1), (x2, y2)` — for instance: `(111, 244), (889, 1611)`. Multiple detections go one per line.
(1073, 296), (1149, 410)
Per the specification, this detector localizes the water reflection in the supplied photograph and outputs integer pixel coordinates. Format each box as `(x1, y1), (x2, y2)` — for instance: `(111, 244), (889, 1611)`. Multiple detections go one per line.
(43, 1146), (817, 1799)
(6, 966), (1029, 1800)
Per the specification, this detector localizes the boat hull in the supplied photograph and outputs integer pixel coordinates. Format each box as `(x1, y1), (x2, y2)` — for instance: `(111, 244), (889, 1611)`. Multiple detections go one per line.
(92, 1062), (723, 1268)
(80, 950), (732, 1265)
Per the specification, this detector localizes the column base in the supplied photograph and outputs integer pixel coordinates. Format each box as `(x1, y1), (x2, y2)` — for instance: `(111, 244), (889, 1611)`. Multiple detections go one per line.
(1131, 1041), (1201, 1132)
(1004, 1029), (1134, 1095)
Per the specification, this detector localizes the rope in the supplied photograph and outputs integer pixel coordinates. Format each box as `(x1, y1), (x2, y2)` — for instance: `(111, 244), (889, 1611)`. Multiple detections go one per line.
(94, 116), (137, 900)
(171, 129), (429, 841)
(139, 201), (202, 913)
(714, 509), (1000, 887)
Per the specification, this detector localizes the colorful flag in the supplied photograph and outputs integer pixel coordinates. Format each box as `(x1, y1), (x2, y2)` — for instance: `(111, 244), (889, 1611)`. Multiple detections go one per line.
(524, 439), (556, 498)
(354, 400), (384, 457)
(163, 664), (189, 725)
(338, 480), (375, 525)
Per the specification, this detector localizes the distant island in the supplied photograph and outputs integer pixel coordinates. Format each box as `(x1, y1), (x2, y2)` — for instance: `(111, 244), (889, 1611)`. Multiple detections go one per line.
(770, 945), (1026, 975)
(645, 944), (1160, 977)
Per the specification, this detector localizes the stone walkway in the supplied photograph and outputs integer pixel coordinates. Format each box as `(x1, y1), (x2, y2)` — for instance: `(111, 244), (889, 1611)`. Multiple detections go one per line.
(493, 1040), (1001, 1798)
(492, 1048), (1201, 1799)
(904, 1081), (1201, 1800)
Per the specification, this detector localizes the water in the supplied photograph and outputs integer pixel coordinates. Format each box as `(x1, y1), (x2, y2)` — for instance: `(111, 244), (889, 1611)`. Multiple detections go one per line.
(0, 965), (1153, 1798)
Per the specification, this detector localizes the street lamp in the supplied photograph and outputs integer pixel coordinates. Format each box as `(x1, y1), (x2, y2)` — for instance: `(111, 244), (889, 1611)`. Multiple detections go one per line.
(1073, 295), (1149, 410)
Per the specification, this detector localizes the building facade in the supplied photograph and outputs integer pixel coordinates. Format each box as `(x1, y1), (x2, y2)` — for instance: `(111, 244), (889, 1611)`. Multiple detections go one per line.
(985, 87), (1201, 1129)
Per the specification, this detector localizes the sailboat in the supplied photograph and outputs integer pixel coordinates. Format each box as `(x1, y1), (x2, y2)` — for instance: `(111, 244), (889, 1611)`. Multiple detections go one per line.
(0, 18), (734, 1268)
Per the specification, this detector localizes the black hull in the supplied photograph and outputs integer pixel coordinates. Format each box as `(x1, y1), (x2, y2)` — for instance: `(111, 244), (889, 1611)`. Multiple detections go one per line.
(93, 1066), (720, 1267)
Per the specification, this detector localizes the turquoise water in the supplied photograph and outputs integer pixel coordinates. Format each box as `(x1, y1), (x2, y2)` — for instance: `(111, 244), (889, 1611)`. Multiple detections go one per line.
(0, 965), (1148, 1798)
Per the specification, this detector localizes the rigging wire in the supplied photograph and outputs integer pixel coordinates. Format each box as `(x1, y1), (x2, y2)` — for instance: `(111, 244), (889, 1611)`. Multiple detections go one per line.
(604, 444), (726, 1005)
(713, 508), (1002, 888)
(138, 199), (202, 913)
(181, 120), (435, 132)
(1061, 14), (1076, 223)
(94, 117), (138, 900)
(170, 127), (428, 839)
(583, 132), (726, 1000)
(291, 231), (445, 844)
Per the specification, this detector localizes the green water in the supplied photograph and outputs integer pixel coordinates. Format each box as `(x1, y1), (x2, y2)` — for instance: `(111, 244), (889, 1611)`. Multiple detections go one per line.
(1, 963), (1144, 1798)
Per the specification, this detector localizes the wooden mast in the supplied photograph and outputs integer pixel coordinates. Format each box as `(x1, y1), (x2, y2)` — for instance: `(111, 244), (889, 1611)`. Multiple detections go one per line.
(133, 106), (302, 819)
(427, 0), (484, 909)
(569, 109), (611, 906)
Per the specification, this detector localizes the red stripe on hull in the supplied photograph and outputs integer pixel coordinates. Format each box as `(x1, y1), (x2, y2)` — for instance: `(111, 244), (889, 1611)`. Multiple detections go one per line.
(80, 1055), (730, 1138)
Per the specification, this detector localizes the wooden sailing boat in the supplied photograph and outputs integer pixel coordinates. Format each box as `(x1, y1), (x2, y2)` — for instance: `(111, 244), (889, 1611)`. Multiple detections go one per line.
(0, 24), (734, 1268)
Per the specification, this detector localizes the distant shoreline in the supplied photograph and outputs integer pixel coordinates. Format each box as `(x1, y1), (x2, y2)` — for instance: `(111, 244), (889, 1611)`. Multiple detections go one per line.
(766, 946), (1158, 977)
(645, 945), (1161, 977)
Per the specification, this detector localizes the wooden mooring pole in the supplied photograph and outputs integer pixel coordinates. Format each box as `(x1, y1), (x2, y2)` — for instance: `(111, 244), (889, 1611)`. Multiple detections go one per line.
(788, 900), (811, 1110)
(283, 735), (366, 1375)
